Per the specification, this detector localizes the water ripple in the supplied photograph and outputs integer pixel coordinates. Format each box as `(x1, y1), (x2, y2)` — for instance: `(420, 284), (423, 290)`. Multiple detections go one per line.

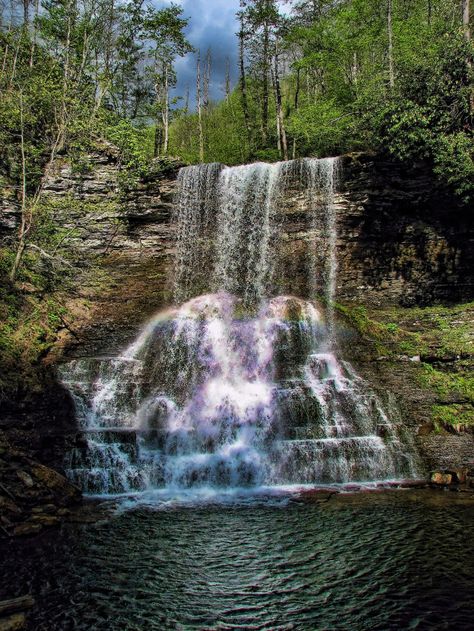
(1, 493), (474, 630)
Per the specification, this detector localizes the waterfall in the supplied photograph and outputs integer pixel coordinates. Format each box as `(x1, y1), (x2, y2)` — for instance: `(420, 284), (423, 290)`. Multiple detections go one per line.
(60, 158), (420, 497)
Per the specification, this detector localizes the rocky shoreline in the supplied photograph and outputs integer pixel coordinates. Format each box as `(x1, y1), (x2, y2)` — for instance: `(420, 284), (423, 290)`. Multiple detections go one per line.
(0, 438), (81, 539)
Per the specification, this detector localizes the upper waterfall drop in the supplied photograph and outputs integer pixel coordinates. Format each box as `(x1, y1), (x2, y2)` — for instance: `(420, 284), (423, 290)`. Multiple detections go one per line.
(60, 157), (420, 498)
(172, 157), (339, 314)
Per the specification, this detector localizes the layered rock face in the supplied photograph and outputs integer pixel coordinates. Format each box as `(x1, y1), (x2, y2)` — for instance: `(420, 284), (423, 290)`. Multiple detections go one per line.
(277, 154), (473, 307)
(35, 151), (474, 342)
(39, 148), (183, 356)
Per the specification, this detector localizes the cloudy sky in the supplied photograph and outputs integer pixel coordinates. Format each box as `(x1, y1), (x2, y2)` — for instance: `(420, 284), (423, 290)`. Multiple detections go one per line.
(156, 0), (242, 107)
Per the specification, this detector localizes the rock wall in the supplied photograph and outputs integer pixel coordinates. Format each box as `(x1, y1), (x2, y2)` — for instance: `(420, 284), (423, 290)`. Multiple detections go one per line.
(276, 154), (474, 307)
(417, 435), (474, 470)
(4, 150), (473, 350)
(38, 147), (182, 356)
(337, 155), (474, 306)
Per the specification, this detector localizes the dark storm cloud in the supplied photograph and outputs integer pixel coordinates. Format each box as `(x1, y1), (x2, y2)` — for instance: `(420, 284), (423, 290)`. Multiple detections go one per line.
(156, 0), (241, 107)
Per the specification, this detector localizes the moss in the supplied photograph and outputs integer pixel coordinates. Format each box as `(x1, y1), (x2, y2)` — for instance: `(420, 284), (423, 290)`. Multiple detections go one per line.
(0, 279), (67, 400)
(335, 302), (419, 357)
(337, 300), (474, 430)
(431, 404), (474, 429)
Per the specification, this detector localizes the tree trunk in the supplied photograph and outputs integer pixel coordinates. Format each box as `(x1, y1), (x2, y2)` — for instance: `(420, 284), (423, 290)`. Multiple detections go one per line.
(0, 41), (9, 84)
(203, 48), (211, 109)
(154, 123), (163, 158)
(225, 56), (231, 102)
(59, 0), (74, 148)
(184, 85), (190, 114)
(292, 66), (301, 159)
(238, 15), (252, 150)
(463, 0), (470, 41)
(162, 67), (169, 155)
(8, 34), (21, 88)
(463, 0), (473, 112)
(261, 21), (269, 144)
(274, 44), (288, 161)
(10, 93), (30, 283)
(294, 66), (301, 111)
(23, 0), (29, 27)
(387, 0), (395, 89)
(196, 52), (205, 163)
(29, 0), (40, 67)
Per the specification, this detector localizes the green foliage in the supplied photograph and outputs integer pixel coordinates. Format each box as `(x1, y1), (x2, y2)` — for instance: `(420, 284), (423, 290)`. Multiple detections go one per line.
(104, 117), (155, 186)
(286, 100), (358, 156)
(369, 33), (474, 202)
(0, 253), (68, 399)
(169, 0), (473, 204)
(418, 363), (474, 403)
(170, 91), (253, 165)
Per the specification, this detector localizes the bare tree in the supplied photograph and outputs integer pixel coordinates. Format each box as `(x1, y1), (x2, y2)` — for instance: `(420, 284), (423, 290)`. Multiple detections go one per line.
(261, 9), (270, 143)
(463, 0), (470, 41)
(10, 92), (30, 282)
(225, 56), (231, 102)
(29, 0), (40, 67)
(273, 40), (288, 161)
(238, 9), (252, 148)
(203, 47), (211, 109)
(196, 51), (204, 163)
(184, 83), (190, 114)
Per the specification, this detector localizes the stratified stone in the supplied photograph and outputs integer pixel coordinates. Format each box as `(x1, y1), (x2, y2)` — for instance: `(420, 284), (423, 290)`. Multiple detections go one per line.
(12, 523), (43, 537)
(30, 464), (80, 504)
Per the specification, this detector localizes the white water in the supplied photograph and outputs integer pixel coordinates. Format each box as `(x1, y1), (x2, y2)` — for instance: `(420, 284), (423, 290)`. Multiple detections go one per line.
(60, 158), (420, 496)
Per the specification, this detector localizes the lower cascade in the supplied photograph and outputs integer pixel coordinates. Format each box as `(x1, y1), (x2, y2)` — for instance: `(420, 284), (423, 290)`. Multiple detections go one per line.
(60, 158), (420, 495)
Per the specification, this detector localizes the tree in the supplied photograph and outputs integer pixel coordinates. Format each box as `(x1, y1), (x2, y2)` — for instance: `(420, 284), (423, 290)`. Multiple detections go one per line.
(387, 0), (395, 88)
(237, 5), (252, 148)
(463, 0), (470, 41)
(143, 3), (192, 156)
(196, 50), (204, 162)
(240, 0), (281, 145)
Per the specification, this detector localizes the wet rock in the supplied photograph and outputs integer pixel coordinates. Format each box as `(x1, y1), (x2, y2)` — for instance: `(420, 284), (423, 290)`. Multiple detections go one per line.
(0, 596), (34, 630)
(12, 523), (43, 537)
(30, 464), (81, 503)
(15, 471), (34, 488)
(30, 514), (60, 527)
(0, 443), (81, 538)
(418, 422), (435, 436)
(31, 504), (57, 514)
(430, 471), (453, 485)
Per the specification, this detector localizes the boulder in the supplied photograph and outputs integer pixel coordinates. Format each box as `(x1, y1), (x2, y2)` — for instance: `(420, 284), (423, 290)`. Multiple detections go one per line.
(0, 613), (26, 631)
(430, 471), (453, 485)
(30, 464), (81, 504)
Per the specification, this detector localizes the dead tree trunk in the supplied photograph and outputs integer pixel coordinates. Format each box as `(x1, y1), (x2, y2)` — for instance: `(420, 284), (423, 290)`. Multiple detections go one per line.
(238, 13), (252, 150)
(273, 43), (288, 161)
(196, 52), (205, 163)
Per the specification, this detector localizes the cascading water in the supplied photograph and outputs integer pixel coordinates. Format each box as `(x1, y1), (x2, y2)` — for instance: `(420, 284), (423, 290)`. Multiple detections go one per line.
(60, 158), (420, 497)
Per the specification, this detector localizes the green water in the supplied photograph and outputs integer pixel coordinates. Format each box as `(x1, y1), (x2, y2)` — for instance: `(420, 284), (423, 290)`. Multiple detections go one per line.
(1, 491), (473, 630)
